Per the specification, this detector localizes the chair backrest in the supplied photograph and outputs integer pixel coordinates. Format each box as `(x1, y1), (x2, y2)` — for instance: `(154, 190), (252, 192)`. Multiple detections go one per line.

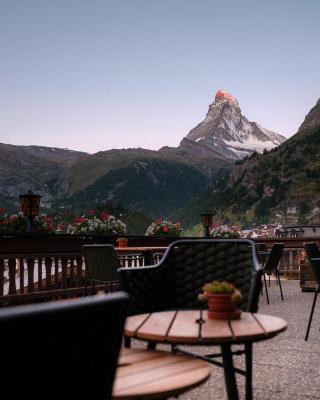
(120, 239), (262, 313)
(82, 244), (120, 283)
(256, 243), (268, 252)
(0, 292), (128, 400)
(304, 242), (320, 283)
(264, 243), (284, 273)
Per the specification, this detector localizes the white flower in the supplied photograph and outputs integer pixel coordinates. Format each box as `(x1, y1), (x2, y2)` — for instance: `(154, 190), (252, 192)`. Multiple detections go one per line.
(69, 214), (127, 235)
(145, 219), (183, 237)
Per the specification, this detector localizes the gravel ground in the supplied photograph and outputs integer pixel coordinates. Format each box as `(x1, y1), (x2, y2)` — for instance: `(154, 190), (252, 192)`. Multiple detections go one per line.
(132, 280), (320, 400)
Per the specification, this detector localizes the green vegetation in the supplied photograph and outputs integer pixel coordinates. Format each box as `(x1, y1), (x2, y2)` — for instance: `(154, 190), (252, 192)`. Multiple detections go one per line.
(175, 122), (320, 229)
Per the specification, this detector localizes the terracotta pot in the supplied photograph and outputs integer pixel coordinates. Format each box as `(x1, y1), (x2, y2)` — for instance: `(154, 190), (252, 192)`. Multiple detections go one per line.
(205, 293), (241, 320)
(116, 238), (128, 248)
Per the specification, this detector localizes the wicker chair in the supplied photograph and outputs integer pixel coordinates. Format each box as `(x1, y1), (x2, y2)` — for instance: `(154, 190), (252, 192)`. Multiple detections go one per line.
(262, 243), (284, 304)
(82, 244), (120, 293)
(119, 239), (262, 316)
(0, 292), (128, 400)
(304, 242), (320, 340)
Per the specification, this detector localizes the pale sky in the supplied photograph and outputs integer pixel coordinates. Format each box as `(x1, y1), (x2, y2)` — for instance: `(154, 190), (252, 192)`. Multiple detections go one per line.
(0, 0), (319, 153)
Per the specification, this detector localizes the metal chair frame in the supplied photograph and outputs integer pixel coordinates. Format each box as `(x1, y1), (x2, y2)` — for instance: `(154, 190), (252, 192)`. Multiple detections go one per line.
(262, 243), (284, 304)
(304, 242), (320, 341)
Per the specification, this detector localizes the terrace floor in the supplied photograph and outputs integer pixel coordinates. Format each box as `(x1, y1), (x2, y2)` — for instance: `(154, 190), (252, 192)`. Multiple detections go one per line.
(132, 280), (320, 399)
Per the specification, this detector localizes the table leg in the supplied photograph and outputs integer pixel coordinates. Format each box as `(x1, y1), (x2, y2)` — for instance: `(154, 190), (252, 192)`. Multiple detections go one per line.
(221, 344), (239, 400)
(245, 343), (253, 400)
(124, 336), (131, 348)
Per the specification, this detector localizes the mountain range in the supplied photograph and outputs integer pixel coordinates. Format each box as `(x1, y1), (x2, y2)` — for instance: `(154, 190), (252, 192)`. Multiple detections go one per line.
(174, 98), (320, 228)
(2, 90), (318, 232)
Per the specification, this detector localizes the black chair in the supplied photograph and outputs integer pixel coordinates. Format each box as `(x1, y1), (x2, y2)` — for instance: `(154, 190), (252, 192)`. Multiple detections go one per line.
(262, 243), (284, 304)
(304, 242), (320, 341)
(118, 239), (262, 400)
(82, 244), (120, 293)
(119, 239), (262, 315)
(0, 292), (128, 400)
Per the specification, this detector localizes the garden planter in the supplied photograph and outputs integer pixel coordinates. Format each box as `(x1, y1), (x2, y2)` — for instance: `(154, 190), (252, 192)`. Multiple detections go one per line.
(116, 238), (128, 248)
(205, 293), (241, 320)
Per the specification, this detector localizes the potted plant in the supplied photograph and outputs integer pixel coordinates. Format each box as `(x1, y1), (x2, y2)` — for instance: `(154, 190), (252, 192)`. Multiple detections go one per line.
(199, 281), (242, 320)
(116, 237), (128, 248)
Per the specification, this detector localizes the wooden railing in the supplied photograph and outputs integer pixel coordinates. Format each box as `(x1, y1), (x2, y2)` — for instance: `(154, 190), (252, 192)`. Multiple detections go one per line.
(255, 237), (320, 274)
(0, 239), (168, 307)
(0, 234), (319, 306)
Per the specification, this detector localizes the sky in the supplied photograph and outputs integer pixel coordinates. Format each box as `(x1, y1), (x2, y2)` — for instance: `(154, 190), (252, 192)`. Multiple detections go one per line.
(0, 0), (319, 154)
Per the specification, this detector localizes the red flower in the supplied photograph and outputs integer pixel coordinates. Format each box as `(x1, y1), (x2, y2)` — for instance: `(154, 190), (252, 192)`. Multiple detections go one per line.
(100, 211), (109, 220)
(74, 216), (85, 224)
(87, 209), (96, 216)
(0, 208), (4, 214)
(155, 218), (162, 225)
(162, 226), (169, 233)
(9, 216), (17, 222)
(43, 216), (52, 223)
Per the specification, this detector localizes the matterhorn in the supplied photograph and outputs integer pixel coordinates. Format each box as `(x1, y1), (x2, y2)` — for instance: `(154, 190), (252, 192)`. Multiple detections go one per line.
(185, 90), (286, 160)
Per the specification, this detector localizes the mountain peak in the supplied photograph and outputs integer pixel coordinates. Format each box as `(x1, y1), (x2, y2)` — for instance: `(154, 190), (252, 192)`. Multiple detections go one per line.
(215, 89), (238, 106)
(185, 90), (286, 160)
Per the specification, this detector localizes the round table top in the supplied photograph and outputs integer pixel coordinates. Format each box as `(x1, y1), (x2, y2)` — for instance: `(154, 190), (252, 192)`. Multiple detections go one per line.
(125, 310), (287, 345)
(112, 348), (210, 400)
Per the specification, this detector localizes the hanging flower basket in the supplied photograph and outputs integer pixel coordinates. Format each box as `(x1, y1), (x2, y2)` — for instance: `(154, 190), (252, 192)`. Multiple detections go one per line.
(145, 218), (183, 237)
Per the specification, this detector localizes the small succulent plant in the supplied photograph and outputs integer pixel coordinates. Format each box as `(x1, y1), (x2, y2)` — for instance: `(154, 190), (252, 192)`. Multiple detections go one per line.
(199, 280), (242, 303)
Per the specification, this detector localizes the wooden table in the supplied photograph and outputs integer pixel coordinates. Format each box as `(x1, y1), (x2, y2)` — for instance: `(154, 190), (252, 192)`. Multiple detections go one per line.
(112, 348), (210, 400)
(115, 247), (168, 252)
(125, 310), (287, 400)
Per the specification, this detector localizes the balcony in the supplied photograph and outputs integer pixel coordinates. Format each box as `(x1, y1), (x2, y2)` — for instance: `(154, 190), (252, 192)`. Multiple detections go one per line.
(0, 234), (319, 398)
(0, 234), (316, 306)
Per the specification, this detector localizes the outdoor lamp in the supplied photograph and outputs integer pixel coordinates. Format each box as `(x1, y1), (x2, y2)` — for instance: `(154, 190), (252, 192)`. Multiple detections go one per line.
(201, 213), (213, 237)
(19, 190), (41, 232)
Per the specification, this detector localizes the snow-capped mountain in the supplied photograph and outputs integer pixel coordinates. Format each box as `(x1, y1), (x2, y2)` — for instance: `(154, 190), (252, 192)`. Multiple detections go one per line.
(185, 90), (286, 160)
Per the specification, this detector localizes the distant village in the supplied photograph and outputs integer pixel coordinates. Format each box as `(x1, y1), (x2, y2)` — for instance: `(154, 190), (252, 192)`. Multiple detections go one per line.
(211, 224), (320, 239)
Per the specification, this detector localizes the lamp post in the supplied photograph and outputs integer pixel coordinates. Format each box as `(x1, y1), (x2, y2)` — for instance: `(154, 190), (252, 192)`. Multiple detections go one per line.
(19, 190), (41, 233)
(201, 213), (214, 237)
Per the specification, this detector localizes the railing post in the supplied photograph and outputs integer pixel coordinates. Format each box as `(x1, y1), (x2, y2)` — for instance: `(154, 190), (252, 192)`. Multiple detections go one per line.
(8, 258), (17, 295)
(27, 258), (35, 293)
